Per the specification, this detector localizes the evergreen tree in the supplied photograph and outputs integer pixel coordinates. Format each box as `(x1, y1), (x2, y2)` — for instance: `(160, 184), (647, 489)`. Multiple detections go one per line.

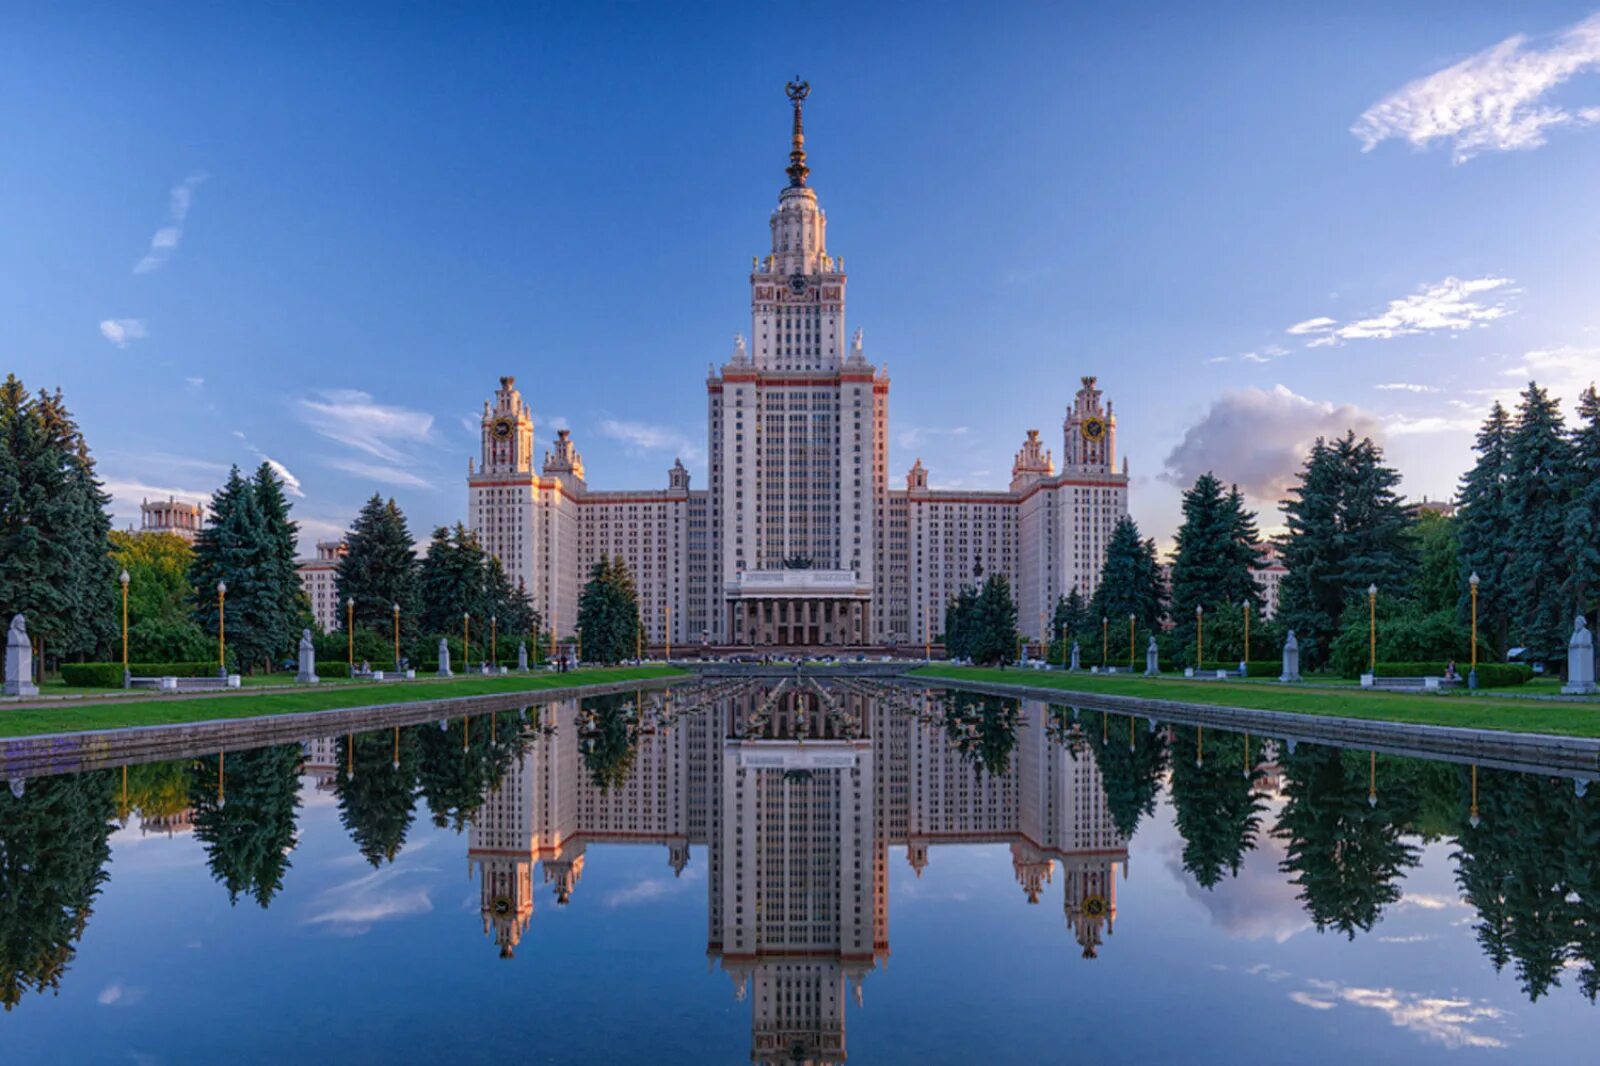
(416, 710), (528, 830)
(34, 389), (117, 661)
(1079, 710), (1168, 838)
(0, 770), (118, 1012)
(577, 555), (641, 663)
(1503, 383), (1574, 664)
(251, 463), (303, 668)
(580, 692), (639, 790)
(1089, 517), (1165, 654)
(1456, 402), (1515, 652)
(335, 729), (419, 866)
(940, 692), (1021, 778)
(1412, 511), (1461, 616)
(1278, 433), (1416, 667)
(1562, 385), (1600, 624)
(1275, 744), (1421, 939)
(0, 377), (73, 662)
(1169, 475), (1261, 660)
(1052, 587), (1090, 649)
(335, 495), (420, 640)
(188, 744), (303, 907)
(108, 531), (210, 661)
(1167, 727), (1264, 888)
(189, 467), (268, 671)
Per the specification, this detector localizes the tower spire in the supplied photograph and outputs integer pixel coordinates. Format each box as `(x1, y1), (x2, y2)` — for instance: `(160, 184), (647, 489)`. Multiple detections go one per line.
(785, 77), (810, 187)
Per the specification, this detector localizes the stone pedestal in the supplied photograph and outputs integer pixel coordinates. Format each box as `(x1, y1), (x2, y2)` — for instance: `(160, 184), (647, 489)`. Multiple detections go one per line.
(517, 644), (529, 672)
(1069, 642), (1081, 672)
(437, 637), (453, 678)
(1280, 630), (1301, 683)
(1563, 616), (1597, 695)
(296, 628), (319, 683)
(1145, 637), (1159, 677)
(3, 614), (38, 698)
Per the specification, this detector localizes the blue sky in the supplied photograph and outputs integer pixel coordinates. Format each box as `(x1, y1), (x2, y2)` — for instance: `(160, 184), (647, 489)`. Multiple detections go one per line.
(5, 3), (1600, 550)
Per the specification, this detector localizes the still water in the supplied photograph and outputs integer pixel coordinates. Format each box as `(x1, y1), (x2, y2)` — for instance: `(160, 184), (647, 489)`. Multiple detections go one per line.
(2, 679), (1597, 1063)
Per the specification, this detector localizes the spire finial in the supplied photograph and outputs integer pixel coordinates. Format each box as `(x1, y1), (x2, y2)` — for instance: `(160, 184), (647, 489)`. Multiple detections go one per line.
(785, 77), (811, 187)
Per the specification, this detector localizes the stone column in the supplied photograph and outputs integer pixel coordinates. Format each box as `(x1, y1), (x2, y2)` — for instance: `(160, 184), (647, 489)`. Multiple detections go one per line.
(3, 614), (38, 697)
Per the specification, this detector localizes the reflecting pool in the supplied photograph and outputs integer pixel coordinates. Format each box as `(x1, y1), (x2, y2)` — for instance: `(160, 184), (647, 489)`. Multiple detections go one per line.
(3, 679), (1598, 1063)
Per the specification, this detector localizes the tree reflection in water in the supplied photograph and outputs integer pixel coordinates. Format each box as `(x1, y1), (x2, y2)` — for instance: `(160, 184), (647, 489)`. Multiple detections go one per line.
(579, 693), (639, 791)
(188, 744), (303, 908)
(939, 691), (1021, 778)
(415, 709), (529, 831)
(1072, 709), (1168, 839)
(1167, 726), (1265, 888)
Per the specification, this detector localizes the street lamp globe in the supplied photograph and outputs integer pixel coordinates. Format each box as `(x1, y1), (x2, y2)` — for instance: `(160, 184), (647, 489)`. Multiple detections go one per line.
(217, 580), (227, 595)
(1469, 572), (1480, 588)
(120, 570), (130, 587)
(1196, 605), (1203, 617)
(1368, 583), (1377, 597)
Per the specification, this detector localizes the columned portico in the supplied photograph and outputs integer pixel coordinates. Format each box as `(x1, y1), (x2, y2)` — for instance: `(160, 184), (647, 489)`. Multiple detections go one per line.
(727, 569), (871, 647)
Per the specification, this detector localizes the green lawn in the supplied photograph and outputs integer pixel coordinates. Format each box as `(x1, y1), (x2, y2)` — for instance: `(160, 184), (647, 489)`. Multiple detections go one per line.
(0, 666), (684, 739)
(913, 665), (1600, 738)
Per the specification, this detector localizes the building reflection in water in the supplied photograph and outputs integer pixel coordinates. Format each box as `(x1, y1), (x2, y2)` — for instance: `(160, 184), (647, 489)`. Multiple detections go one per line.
(466, 684), (1127, 1063)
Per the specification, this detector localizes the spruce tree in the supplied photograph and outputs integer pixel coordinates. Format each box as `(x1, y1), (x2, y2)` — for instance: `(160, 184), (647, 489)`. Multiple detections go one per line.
(417, 524), (486, 636)
(34, 389), (117, 661)
(1456, 402), (1514, 651)
(190, 467), (271, 672)
(1503, 383), (1574, 664)
(336, 495), (420, 640)
(1562, 386), (1600, 625)
(1278, 433), (1416, 667)
(0, 377), (71, 659)
(1052, 587), (1090, 648)
(1170, 474), (1262, 660)
(1089, 516), (1164, 642)
(251, 463), (302, 668)
(577, 555), (641, 663)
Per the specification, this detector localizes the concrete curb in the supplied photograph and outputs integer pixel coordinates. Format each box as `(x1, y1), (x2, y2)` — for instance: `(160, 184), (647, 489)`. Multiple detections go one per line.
(0, 675), (686, 780)
(915, 675), (1600, 776)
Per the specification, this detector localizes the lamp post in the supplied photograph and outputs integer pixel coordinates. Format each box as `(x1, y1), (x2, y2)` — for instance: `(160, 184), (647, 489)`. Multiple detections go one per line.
(119, 570), (130, 688)
(1367, 583), (1378, 675)
(216, 580), (227, 676)
(392, 602), (401, 672)
(665, 605), (671, 662)
(346, 597), (355, 673)
(1128, 613), (1136, 670)
(1242, 599), (1251, 665)
(1469, 572), (1480, 690)
(463, 612), (471, 672)
(491, 615), (498, 668)
(1101, 617), (1108, 668)
(1195, 604), (1204, 667)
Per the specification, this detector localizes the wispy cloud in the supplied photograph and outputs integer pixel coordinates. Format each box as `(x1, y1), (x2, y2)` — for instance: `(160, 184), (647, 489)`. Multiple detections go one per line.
(1496, 346), (1600, 413)
(260, 455), (305, 497)
(325, 457), (433, 490)
(1375, 382), (1442, 393)
(1295, 980), (1509, 1050)
(184, 376), (205, 389)
(1354, 13), (1600, 163)
(1163, 385), (1380, 503)
(597, 417), (701, 461)
(134, 172), (209, 273)
(99, 318), (147, 347)
(1291, 277), (1514, 348)
(297, 389), (435, 463)
(303, 865), (436, 936)
(897, 424), (971, 449)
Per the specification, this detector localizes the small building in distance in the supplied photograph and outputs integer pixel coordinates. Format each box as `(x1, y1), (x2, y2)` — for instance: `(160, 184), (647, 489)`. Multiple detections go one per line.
(1409, 495), (1457, 519)
(296, 540), (348, 633)
(139, 496), (205, 542)
(1252, 543), (1288, 620)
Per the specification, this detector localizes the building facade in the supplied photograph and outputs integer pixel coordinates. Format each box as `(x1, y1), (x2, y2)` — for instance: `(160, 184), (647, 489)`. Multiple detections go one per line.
(468, 83), (1130, 648)
(295, 539), (348, 633)
(137, 496), (205, 542)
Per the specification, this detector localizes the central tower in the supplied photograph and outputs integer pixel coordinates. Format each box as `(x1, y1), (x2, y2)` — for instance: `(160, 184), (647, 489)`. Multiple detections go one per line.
(705, 81), (889, 646)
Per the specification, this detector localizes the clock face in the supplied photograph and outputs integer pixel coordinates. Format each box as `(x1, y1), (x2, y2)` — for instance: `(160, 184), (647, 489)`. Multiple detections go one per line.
(491, 896), (513, 916)
(492, 418), (514, 440)
(1081, 416), (1106, 443)
(787, 273), (808, 295)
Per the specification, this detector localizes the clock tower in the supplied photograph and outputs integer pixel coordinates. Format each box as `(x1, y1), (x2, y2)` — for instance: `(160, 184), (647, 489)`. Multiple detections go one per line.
(480, 375), (534, 474)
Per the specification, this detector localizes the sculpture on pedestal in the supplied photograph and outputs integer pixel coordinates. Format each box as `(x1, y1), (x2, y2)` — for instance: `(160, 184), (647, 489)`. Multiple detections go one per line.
(3, 614), (38, 698)
(1145, 635), (1159, 677)
(517, 643), (529, 671)
(1069, 641), (1081, 672)
(1563, 616), (1597, 695)
(1280, 630), (1301, 683)
(438, 637), (453, 678)
(296, 628), (319, 683)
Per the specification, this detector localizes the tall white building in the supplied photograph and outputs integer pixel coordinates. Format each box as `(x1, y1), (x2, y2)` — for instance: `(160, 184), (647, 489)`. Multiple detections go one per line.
(468, 81), (1129, 649)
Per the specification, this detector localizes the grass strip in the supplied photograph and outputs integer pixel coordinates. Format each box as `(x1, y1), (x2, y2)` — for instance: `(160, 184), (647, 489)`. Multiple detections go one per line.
(0, 666), (684, 739)
(912, 665), (1600, 738)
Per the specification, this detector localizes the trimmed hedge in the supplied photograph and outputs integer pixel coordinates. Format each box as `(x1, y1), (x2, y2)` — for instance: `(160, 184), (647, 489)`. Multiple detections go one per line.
(318, 662), (351, 679)
(61, 661), (220, 687)
(1343, 661), (1533, 688)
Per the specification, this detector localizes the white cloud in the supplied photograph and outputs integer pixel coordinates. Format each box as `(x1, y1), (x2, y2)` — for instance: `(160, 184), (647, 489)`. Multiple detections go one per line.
(597, 417), (701, 461)
(1293, 277), (1514, 348)
(184, 376), (205, 388)
(1310, 981), (1509, 1050)
(1375, 383), (1442, 393)
(1163, 385), (1380, 503)
(96, 981), (143, 1007)
(1496, 345), (1600, 412)
(99, 318), (147, 347)
(134, 171), (209, 273)
(303, 866), (436, 936)
(1287, 317), (1337, 336)
(296, 389), (435, 462)
(897, 424), (971, 449)
(1386, 414), (1482, 437)
(603, 866), (702, 907)
(1354, 13), (1600, 163)
(260, 455), (305, 497)
(1239, 345), (1290, 365)
(324, 457), (433, 490)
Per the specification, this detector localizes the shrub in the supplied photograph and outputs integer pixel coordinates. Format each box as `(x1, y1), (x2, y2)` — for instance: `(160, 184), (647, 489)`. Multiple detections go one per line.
(61, 661), (222, 687)
(1350, 662), (1531, 687)
(318, 661), (351, 679)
